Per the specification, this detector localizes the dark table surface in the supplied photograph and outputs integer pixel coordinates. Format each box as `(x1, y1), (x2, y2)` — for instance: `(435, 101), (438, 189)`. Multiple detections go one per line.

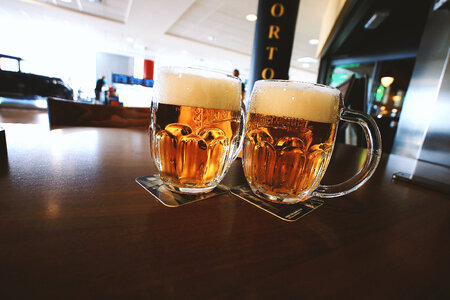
(1, 112), (449, 299)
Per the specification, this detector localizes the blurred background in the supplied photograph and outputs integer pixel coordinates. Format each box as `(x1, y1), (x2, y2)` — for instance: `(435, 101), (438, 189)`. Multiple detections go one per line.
(0, 0), (333, 107)
(1, 0), (448, 162)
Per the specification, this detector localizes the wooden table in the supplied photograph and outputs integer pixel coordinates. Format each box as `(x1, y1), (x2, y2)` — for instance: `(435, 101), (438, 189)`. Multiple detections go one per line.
(0, 120), (449, 299)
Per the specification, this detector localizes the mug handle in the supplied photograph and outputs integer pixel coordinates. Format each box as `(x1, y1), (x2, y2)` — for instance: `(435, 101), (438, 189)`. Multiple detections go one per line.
(228, 98), (247, 163)
(313, 108), (382, 198)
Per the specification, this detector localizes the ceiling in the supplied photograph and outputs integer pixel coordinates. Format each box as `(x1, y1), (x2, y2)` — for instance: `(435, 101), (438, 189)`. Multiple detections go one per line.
(166, 0), (329, 71)
(38, 0), (133, 23)
(3, 0), (332, 78)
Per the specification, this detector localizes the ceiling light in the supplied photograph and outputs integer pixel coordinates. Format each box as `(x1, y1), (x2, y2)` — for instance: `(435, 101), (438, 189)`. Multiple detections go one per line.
(207, 35), (216, 41)
(309, 39), (319, 45)
(297, 57), (318, 63)
(246, 14), (257, 22)
(302, 63), (310, 68)
(364, 11), (390, 29)
(381, 76), (394, 87)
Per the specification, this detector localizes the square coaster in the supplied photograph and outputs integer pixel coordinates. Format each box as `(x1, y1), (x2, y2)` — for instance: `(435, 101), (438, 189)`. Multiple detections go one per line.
(136, 175), (229, 207)
(230, 185), (324, 222)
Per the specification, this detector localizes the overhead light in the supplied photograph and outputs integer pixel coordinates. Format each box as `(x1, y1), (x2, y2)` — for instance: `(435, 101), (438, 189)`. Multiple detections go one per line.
(297, 57), (318, 63)
(364, 11), (390, 29)
(381, 76), (394, 87)
(246, 14), (257, 22)
(302, 63), (310, 68)
(207, 35), (216, 41)
(309, 39), (319, 45)
(434, 0), (447, 10)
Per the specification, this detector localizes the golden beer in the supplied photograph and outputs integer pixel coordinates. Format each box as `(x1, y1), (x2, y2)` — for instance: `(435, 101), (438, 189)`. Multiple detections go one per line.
(150, 67), (243, 194)
(243, 80), (340, 203)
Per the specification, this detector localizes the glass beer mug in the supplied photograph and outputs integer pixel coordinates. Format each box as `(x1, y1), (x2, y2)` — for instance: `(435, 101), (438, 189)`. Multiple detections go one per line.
(243, 80), (382, 204)
(150, 67), (245, 194)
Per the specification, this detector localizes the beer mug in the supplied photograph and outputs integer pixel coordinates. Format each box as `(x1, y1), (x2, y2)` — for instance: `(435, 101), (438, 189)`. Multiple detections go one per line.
(150, 67), (245, 194)
(243, 80), (382, 203)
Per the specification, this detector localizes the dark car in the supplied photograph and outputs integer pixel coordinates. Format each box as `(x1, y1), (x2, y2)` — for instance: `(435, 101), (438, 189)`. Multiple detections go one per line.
(0, 54), (73, 100)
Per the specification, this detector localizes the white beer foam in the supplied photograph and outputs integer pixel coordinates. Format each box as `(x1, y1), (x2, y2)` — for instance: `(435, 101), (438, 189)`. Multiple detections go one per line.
(156, 68), (241, 111)
(250, 80), (341, 123)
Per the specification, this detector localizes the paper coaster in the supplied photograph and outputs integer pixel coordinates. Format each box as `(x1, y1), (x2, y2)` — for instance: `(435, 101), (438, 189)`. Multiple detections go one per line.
(136, 175), (229, 207)
(230, 185), (324, 222)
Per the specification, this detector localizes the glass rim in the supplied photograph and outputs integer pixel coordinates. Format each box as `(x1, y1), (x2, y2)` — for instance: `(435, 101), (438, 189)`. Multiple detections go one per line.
(156, 66), (242, 84)
(254, 79), (340, 93)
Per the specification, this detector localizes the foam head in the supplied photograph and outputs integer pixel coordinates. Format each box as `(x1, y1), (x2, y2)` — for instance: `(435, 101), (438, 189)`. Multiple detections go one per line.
(250, 80), (341, 123)
(155, 67), (241, 111)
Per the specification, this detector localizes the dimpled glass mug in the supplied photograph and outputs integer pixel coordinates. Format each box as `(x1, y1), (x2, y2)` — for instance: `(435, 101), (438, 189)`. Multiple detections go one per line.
(149, 67), (245, 194)
(242, 80), (382, 204)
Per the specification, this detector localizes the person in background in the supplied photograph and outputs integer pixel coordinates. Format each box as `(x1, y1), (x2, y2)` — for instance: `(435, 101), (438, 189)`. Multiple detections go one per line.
(95, 76), (106, 101)
(233, 69), (245, 100)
